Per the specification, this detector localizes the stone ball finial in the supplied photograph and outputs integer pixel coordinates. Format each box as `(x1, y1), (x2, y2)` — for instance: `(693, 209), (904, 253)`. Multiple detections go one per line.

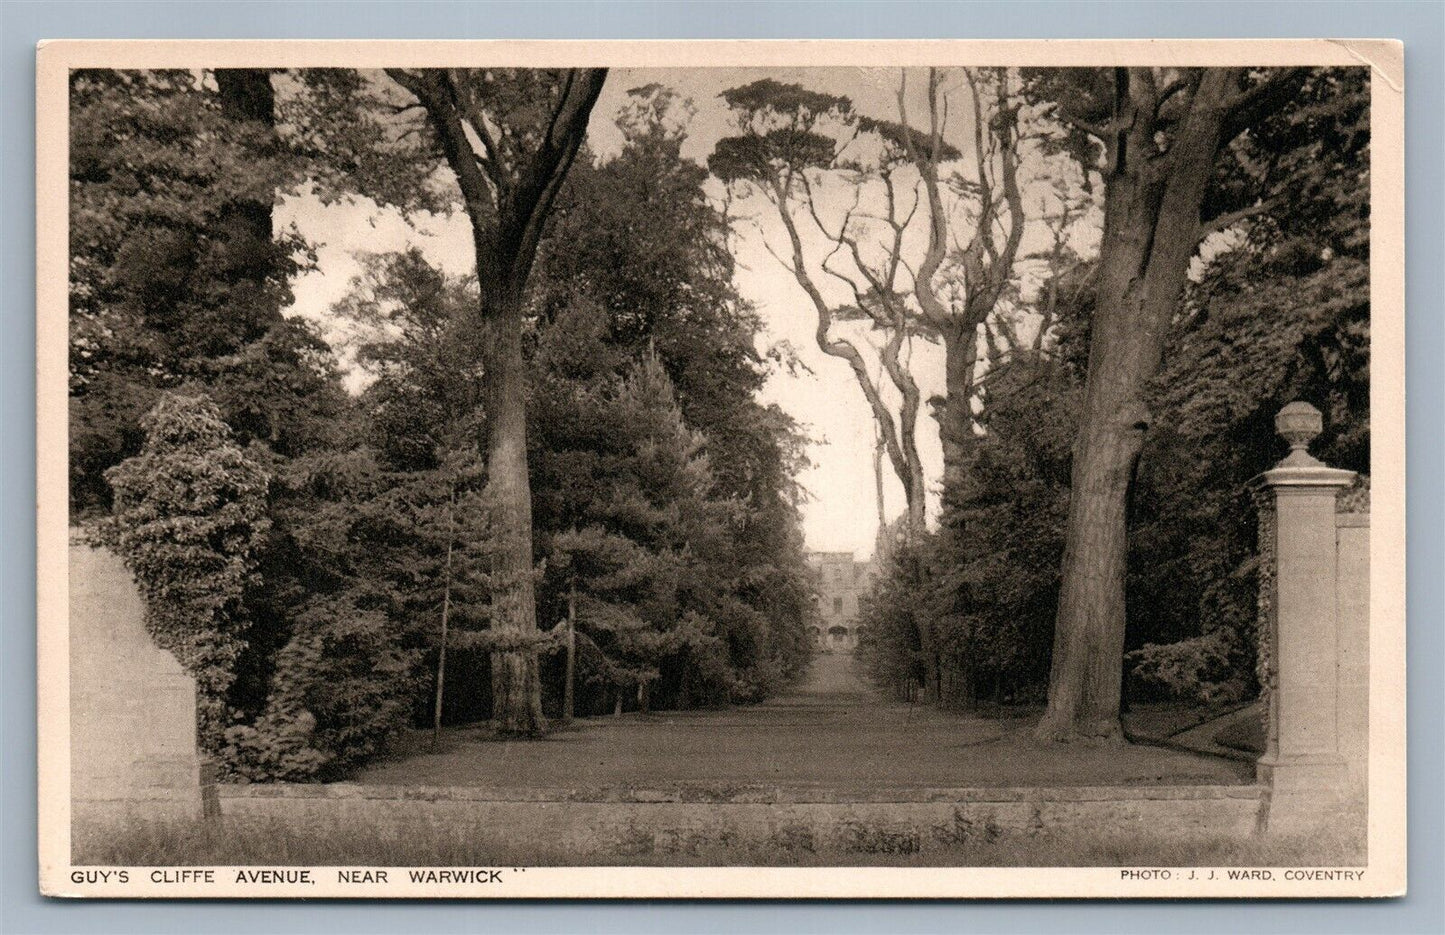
(1276, 401), (1323, 466)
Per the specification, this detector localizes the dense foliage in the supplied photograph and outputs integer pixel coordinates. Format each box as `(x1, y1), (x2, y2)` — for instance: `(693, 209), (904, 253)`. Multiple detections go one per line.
(81, 73), (815, 779)
(82, 63), (1368, 776)
(69, 69), (344, 514)
(856, 67), (1370, 710)
(1124, 67), (1370, 704)
(100, 393), (270, 751)
(531, 92), (815, 707)
(855, 340), (1082, 709)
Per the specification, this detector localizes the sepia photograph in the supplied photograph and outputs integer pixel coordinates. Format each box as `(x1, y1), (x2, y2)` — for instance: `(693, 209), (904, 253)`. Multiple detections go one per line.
(36, 39), (1405, 899)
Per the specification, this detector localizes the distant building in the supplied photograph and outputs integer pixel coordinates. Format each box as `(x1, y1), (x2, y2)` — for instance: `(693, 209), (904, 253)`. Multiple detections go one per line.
(805, 551), (875, 653)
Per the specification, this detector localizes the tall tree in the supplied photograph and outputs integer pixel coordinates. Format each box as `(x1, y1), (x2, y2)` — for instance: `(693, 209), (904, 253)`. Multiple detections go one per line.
(326, 89), (814, 726)
(710, 79), (934, 536)
(533, 88), (814, 709)
(69, 69), (343, 512)
(333, 247), (486, 472)
(534, 349), (732, 714)
(1125, 67), (1371, 706)
(903, 67), (1030, 520)
(1027, 66), (1309, 742)
(380, 68), (607, 735)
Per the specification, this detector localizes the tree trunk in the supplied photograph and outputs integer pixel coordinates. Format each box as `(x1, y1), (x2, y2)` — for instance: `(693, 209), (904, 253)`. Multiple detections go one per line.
(937, 321), (980, 517)
(1035, 392), (1145, 741)
(562, 578), (576, 723)
(483, 290), (546, 736)
(384, 68), (607, 739)
(872, 428), (887, 542)
(878, 332), (928, 537)
(1036, 68), (1240, 742)
(901, 418), (927, 536)
(433, 488), (456, 750)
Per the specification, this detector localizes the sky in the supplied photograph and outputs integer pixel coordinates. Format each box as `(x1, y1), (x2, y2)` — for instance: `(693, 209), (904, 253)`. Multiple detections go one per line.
(278, 67), (1099, 561)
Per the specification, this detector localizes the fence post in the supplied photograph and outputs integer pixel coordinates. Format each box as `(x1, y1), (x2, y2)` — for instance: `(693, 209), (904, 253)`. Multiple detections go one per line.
(1252, 401), (1355, 830)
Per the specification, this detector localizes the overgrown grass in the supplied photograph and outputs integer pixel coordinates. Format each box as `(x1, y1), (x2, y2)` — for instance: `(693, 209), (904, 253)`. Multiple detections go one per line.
(75, 814), (1364, 868)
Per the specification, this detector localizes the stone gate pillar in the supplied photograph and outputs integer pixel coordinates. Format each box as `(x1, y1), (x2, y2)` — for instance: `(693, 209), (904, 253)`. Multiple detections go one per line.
(1252, 402), (1355, 828)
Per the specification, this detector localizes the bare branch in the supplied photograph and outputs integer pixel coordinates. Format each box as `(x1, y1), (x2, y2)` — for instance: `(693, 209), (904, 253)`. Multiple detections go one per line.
(898, 67), (953, 332)
(444, 70), (505, 193)
(757, 228), (797, 275)
(797, 169), (854, 243)
(1197, 197), (1278, 239)
(1221, 67), (1310, 140)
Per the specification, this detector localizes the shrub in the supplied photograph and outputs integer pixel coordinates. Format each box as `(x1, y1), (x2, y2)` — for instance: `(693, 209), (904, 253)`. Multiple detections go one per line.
(855, 536), (930, 702)
(100, 391), (269, 751)
(223, 595), (419, 781)
(1125, 631), (1249, 707)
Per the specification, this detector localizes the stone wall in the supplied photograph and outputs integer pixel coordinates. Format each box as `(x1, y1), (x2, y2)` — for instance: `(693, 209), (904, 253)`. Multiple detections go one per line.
(1336, 511), (1369, 795)
(219, 783), (1267, 857)
(70, 536), (203, 828)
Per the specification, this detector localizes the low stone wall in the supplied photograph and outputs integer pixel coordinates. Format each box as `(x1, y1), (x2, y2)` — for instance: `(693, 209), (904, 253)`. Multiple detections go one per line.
(218, 783), (1267, 856)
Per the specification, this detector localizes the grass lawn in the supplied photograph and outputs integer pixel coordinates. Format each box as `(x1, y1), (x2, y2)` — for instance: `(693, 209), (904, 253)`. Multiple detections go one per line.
(79, 657), (1310, 869)
(354, 655), (1251, 791)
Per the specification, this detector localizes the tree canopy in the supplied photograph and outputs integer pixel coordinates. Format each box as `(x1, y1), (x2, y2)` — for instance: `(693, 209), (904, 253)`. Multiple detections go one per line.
(83, 69), (816, 778)
(76, 64), (1370, 777)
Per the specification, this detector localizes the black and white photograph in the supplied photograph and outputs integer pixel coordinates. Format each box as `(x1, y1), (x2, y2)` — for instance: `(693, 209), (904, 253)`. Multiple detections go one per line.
(37, 39), (1406, 898)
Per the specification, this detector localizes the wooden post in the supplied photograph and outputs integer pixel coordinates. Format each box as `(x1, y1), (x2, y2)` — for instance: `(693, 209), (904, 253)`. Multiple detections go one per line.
(200, 760), (220, 821)
(562, 578), (577, 723)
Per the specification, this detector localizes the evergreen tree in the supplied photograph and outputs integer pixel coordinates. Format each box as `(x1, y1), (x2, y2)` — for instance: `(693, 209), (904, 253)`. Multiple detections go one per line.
(69, 69), (345, 513)
(539, 87), (815, 699)
(532, 325), (737, 712)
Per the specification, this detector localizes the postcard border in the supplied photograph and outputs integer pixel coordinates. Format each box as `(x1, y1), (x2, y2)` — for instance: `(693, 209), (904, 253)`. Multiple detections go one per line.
(35, 36), (1409, 903)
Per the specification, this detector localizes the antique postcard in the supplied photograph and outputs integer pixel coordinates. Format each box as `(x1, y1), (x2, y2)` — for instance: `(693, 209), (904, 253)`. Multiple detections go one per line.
(37, 39), (1406, 899)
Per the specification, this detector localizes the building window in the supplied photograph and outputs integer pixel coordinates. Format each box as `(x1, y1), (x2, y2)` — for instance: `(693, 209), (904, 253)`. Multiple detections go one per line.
(833, 596), (843, 614)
